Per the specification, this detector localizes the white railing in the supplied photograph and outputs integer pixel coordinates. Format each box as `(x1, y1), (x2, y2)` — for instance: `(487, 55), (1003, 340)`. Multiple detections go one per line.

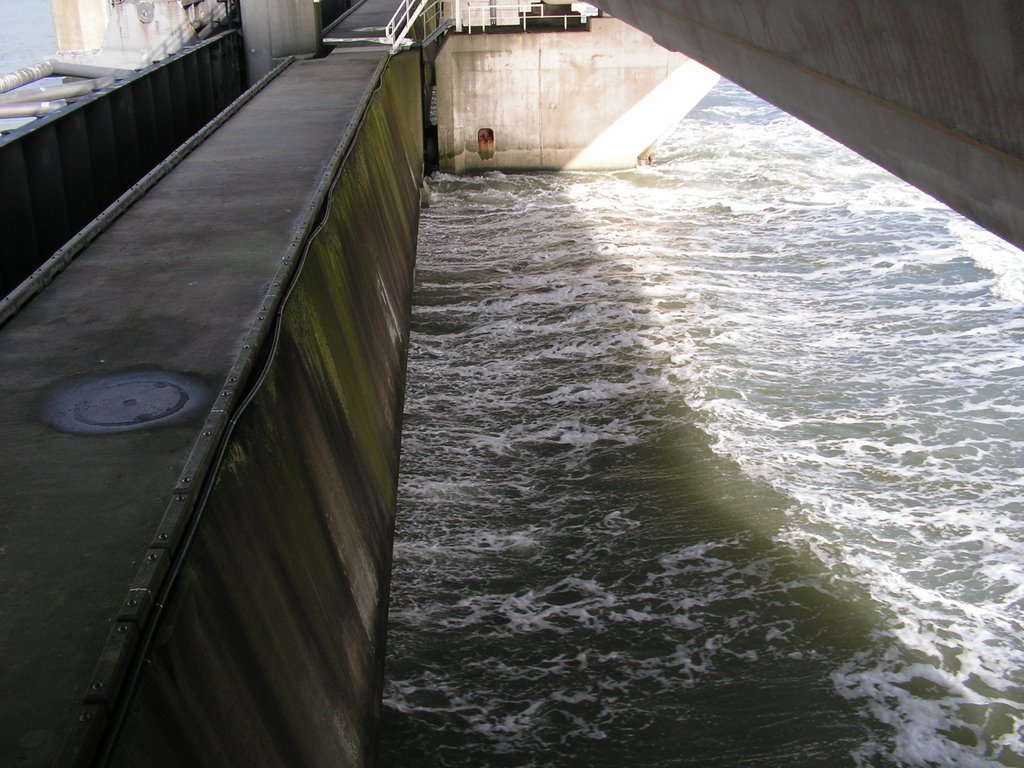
(463, 2), (537, 32)
(460, 1), (596, 34)
(385, 0), (453, 51)
(382, 0), (598, 50)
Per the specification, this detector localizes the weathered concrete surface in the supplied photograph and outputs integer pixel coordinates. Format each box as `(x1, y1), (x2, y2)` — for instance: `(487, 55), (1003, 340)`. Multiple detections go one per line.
(106, 50), (422, 768)
(0, 43), (420, 766)
(323, 0), (398, 47)
(240, 0), (332, 81)
(595, 0), (1024, 251)
(51, 0), (110, 51)
(435, 17), (718, 172)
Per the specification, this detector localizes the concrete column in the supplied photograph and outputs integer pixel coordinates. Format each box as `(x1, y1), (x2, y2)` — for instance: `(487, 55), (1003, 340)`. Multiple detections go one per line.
(239, 0), (323, 82)
(51, 0), (110, 52)
(435, 17), (719, 172)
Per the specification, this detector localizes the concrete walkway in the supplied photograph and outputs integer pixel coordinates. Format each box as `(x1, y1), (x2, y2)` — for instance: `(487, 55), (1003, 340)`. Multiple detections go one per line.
(0, 15), (393, 765)
(325, 0), (402, 47)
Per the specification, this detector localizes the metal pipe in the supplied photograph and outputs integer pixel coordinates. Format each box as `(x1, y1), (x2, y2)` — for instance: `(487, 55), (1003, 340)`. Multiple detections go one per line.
(50, 61), (133, 80)
(0, 102), (64, 118)
(0, 77), (114, 105)
(0, 61), (56, 95)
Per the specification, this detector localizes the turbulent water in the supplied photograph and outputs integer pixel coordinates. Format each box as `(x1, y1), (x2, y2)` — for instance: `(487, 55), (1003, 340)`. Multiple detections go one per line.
(380, 80), (1024, 767)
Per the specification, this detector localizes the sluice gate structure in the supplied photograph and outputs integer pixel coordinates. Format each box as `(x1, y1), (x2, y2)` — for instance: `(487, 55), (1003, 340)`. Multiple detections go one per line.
(1, 1), (1022, 766)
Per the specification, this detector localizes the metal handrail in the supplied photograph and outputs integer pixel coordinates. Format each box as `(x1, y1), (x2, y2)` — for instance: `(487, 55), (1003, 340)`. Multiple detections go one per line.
(385, 0), (452, 51)
(461, 2), (594, 34)
(381, 0), (596, 49)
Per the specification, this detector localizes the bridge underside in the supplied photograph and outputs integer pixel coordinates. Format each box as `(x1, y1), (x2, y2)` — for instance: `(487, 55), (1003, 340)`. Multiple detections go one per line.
(596, 0), (1024, 253)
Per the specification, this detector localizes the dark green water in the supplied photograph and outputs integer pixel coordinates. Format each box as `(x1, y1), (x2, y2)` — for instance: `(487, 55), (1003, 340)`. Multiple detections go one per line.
(381, 84), (1024, 766)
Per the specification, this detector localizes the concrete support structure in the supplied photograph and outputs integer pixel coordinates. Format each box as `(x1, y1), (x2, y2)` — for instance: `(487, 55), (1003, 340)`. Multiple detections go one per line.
(48, 0), (199, 70)
(239, 0), (324, 82)
(595, 0), (1024, 252)
(51, 0), (110, 52)
(435, 17), (719, 172)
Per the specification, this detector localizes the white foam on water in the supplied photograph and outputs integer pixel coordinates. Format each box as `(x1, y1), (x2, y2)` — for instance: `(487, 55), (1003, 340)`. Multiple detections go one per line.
(384, 80), (1024, 767)
(948, 218), (1024, 304)
(645, 82), (1024, 765)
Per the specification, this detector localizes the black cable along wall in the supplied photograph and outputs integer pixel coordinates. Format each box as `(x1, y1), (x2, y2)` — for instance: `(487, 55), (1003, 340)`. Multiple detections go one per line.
(102, 50), (423, 767)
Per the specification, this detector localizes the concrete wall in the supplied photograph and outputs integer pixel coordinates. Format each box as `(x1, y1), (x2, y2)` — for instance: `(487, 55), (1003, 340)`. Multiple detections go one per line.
(51, 0), (110, 51)
(104, 51), (422, 767)
(435, 17), (719, 172)
(595, 0), (1024, 251)
(240, 0), (327, 81)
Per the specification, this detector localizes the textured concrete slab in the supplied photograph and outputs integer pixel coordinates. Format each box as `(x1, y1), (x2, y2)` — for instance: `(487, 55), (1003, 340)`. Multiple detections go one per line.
(0, 46), (387, 768)
(325, 0), (402, 46)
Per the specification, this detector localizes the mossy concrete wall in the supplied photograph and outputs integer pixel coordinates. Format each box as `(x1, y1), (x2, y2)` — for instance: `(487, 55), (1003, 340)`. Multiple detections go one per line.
(105, 51), (422, 767)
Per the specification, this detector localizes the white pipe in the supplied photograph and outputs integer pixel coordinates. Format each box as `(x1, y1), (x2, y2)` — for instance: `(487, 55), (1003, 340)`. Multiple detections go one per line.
(0, 77), (114, 105)
(0, 102), (64, 118)
(50, 61), (133, 80)
(0, 61), (56, 95)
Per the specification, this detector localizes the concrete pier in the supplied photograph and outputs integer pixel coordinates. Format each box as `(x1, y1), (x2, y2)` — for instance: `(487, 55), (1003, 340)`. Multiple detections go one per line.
(51, 0), (110, 52)
(0, 3), (422, 762)
(434, 16), (718, 172)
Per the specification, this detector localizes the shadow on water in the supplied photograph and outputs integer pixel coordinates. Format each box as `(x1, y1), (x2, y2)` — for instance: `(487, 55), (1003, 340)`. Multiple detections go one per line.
(378, 171), (916, 767)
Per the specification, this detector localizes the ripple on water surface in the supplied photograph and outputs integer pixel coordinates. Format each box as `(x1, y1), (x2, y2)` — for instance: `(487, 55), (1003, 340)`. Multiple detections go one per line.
(382, 82), (1024, 767)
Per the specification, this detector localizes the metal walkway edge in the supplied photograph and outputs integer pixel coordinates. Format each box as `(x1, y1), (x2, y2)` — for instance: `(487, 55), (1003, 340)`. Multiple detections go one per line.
(0, 22), (395, 766)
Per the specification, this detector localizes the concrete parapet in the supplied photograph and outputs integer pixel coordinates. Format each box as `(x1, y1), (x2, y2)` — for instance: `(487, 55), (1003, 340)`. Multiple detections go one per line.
(104, 51), (422, 766)
(434, 16), (718, 172)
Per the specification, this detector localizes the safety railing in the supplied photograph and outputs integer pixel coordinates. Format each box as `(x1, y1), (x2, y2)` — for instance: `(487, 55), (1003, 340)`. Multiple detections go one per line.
(383, 1), (598, 49)
(460, 1), (598, 33)
(385, 0), (454, 51)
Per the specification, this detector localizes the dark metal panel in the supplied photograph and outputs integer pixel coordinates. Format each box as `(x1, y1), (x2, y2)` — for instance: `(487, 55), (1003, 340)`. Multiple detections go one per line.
(321, 0), (344, 27)
(0, 144), (39, 296)
(82, 98), (122, 211)
(223, 33), (246, 95)
(149, 65), (177, 160)
(56, 108), (98, 236)
(108, 87), (143, 189)
(182, 53), (202, 135)
(129, 75), (161, 173)
(167, 59), (191, 144)
(23, 125), (71, 262)
(208, 36), (228, 110)
(196, 46), (216, 121)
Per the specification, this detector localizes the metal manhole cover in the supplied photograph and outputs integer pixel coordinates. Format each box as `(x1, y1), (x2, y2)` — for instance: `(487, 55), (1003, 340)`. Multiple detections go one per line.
(43, 370), (210, 435)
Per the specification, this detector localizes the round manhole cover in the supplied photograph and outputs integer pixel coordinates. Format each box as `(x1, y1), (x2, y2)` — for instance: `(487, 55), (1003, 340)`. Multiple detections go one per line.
(43, 370), (210, 435)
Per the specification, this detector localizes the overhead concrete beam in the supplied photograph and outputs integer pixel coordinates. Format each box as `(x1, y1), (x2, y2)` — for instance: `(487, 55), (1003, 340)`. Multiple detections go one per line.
(595, 0), (1024, 252)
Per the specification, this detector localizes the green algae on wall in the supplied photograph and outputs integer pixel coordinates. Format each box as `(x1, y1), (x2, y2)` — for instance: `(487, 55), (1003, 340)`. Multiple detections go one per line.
(105, 51), (422, 767)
